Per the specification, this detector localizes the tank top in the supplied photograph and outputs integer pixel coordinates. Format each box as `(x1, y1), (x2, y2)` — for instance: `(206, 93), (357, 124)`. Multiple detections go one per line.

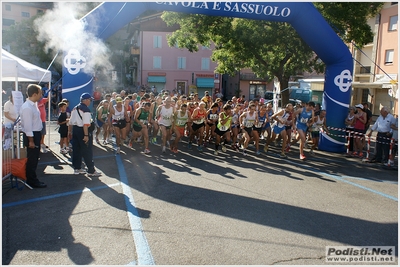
(311, 115), (324, 131)
(112, 104), (125, 121)
(243, 111), (257, 128)
(192, 108), (206, 124)
(175, 110), (189, 127)
(97, 106), (108, 121)
(217, 112), (232, 131)
(346, 115), (355, 128)
(255, 111), (267, 128)
(158, 105), (174, 127)
(232, 112), (240, 126)
(296, 107), (312, 127)
(354, 112), (365, 130)
(208, 110), (219, 122)
(133, 108), (150, 127)
(276, 111), (289, 128)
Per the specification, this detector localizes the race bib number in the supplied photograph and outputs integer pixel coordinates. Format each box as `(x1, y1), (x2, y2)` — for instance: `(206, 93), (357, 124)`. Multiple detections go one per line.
(300, 117), (308, 123)
(219, 125), (228, 131)
(162, 115), (171, 120)
(194, 118), (204, 124)
(177, 120), (186, 126)
(256, 122), (263, 128)
(210, 114), (218, 120)
(140, 119), (148, 124)
(244, 121), (254, 128)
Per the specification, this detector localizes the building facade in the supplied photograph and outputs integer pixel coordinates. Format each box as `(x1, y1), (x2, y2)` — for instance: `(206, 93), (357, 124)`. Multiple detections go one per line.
(351, 2), (398, 116)
(2, 2), (51, 30)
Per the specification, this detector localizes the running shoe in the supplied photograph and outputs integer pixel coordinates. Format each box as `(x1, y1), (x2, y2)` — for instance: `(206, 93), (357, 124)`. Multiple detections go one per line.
(300, 154), (306, 160)
(74, 169), (86, 175)
(172, 148), (178, 154)
(280, 152), (287, 158)
(263, 144), (269, 153)
(187, 142), (192, 149)
(197, 145), (203, 152)
(60, 148), (68, 154)
(242, 149), (247, 156)
(144, 148), (151, 154)
(166, 141), (170, 147)
(150, 137), (158, 145)
(87, 170), (102, 177)
(96, 138), (100, 144)
(310, 149), (315, 155)
(214, 150), (218, 156)
(256, 150), (261, 155)
(103, 140), (109, 145)
(358, 152), (364, 158)
(221, 145), (227, 152)
(116, 147), (121, 154)
(285, 146), (290, 153)
(162, 146), (166, 153)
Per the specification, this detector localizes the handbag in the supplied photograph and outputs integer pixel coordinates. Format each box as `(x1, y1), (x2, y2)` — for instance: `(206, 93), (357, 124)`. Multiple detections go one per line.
(77, 108), (95, 132)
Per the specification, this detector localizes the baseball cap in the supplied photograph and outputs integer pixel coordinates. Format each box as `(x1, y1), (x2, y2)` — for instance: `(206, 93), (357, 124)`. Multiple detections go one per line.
(80, 93), (93, 101)
(116, 97), (123, 103)
(355, 104), (364, 109)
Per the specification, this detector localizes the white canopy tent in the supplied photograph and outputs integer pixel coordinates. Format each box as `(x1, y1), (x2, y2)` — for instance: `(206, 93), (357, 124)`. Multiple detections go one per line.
(2, 49), (52, 83)
(2, 49), (52, 158)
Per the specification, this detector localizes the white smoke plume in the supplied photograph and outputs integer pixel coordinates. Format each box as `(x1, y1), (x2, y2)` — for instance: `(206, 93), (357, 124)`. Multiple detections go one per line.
(34, 2), (113, 75)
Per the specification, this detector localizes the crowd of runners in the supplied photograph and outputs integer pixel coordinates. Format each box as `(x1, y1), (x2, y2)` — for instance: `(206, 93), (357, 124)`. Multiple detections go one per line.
(82, 89), (331, 161)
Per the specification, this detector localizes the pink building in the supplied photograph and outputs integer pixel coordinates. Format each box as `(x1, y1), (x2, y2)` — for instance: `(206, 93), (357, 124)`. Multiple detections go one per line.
(139, 31), (220, 97)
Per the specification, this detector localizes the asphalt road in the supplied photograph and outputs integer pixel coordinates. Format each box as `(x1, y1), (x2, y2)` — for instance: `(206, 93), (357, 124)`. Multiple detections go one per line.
(2, 123), (398, 265)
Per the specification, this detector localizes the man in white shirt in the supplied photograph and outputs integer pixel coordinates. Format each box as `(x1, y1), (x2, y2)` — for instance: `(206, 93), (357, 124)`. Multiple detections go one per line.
(20, 84), (47, 188)
(366, 107), (395, 163)
(3, 94), (17, 125)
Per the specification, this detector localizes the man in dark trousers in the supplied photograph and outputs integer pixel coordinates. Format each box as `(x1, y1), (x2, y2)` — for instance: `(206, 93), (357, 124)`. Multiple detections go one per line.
(20, 84), (47, 188)
(68, 93), (101, 176)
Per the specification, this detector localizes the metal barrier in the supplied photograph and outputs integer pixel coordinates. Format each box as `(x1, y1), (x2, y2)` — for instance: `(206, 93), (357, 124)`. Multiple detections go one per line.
(2, 123), (32, 193)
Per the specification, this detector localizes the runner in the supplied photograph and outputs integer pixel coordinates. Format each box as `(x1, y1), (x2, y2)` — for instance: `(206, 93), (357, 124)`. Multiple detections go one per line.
(204, 102), (219, 145)
(253, 104), (268, 155)
(131, 102), (151, 154)
(310, 109), (327, 154)
(149, 96), (162, 145)
(189, 102), (207, 151)
(238, 103), (259, 156)
(108, 96), (130, 154)
(156, 96), (175, 153)
(293, 101), (315, 160)
(265, 103), (293, 158)
(171, 103), (190, 153)
(95, 100), (109, 145)
(230, 105), (241, 151)
(214, 104), (233, 155)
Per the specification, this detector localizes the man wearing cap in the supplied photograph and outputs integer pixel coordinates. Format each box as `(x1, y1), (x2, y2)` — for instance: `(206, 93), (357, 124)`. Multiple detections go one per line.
(201, 91), (212, 108)
(20, 84), (47, 188)
(68, 93), (101, 176)
(367, 106), (395, 163)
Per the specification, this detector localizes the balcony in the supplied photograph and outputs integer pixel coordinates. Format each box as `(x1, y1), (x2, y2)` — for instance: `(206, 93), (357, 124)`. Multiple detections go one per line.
(130, 46), (140, 55)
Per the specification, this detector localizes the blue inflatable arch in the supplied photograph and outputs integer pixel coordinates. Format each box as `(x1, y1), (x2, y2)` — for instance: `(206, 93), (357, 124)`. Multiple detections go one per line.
(62, 2), (353, 152)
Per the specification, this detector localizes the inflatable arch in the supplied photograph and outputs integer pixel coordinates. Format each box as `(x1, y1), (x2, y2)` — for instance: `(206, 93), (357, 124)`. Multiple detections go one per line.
(62, 2), (353, 152)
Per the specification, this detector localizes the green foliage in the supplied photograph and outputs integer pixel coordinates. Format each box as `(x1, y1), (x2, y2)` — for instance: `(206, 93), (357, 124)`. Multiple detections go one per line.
(161, 2), (383, 104)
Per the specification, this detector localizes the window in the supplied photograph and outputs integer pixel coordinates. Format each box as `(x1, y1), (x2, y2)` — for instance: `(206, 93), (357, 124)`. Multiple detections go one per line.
(385, 49), (394, 64)
(5, 4), (11, 11)
(37, 9), (44, 15)
(361, 89), (369, 104)
(178, 57), (186, 69)
(3, 18), (15, 26)
(389, 15), (397, 31)
(201, 58), (210, 70)
(360, 66), (371, 74)
(153, 56), (161, 69)
(21, 12), (30, 18)
(153, 35), (162, 48)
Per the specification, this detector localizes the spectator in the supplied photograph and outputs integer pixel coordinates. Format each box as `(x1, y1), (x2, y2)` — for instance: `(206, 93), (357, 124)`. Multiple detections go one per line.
(37, 95), (50, 153)
(386, 115), (398, 166)
(68, 93), (101, 176)
(345, 106), (356, 154)
(57, 102), (69, 154)
(3, 94), (17, 125)
(20, 84), (47, 188)
(353, 104), (367, 157)
(367, 107), (395, 164)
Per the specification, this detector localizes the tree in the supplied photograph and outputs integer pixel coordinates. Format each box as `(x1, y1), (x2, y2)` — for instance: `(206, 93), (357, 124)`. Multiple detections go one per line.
(161, 2), (383, 105)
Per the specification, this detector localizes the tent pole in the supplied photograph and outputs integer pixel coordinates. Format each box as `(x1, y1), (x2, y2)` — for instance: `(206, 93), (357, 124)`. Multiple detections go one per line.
(47, 81), (51, 152)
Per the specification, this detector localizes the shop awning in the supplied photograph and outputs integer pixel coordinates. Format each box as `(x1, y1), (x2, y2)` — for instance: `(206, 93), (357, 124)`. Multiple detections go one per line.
(196, 77), (214, 88)
(148, 76), (166, 83)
